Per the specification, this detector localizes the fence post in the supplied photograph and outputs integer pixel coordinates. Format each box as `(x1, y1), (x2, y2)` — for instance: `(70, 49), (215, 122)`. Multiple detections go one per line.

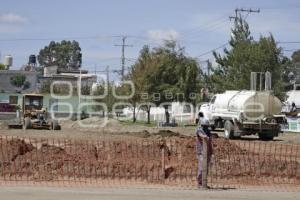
(161, 139), (166, 182)
(202, 138), (208, 189)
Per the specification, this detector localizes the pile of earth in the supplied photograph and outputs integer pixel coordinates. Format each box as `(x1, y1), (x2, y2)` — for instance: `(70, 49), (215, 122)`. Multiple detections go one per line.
(0, 138), (299, 184)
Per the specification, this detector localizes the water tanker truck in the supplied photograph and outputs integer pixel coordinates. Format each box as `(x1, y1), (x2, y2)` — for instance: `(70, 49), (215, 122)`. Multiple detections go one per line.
(200, 90), (282, 140)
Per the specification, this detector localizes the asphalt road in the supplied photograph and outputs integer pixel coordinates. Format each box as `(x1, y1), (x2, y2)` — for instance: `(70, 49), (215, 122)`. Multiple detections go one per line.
(0, 186), (299, 200)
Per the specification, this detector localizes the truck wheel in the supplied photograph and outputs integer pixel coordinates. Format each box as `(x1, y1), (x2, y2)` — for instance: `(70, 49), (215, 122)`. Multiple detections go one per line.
(51, 120), (60, 130)
(24, 117), (32, 130)
(258, 133), (274, 141)
(224, 120), (234, 139)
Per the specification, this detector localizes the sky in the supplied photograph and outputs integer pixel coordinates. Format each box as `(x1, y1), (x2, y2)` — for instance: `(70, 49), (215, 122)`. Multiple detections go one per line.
(0, 0), (300, 79)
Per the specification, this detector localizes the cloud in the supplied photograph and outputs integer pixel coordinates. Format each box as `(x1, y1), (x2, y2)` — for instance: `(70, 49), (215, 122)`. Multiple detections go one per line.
(0, 13), (29, 24)
(146, 29), (180, 43)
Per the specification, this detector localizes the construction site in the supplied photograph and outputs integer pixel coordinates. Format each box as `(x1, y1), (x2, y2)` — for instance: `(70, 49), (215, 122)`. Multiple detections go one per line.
(0, 117), (299, 191)
(1, 0), (300, 199)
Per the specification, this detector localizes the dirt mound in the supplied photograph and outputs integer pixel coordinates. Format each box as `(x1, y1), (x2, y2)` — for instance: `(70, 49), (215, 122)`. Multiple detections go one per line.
(153, 130), (180, 137)
(212, 138), (246, 159)
(119, 130), (151, 138)
(0, 137), (299, 186)
(62, 117), (123, 130)
(0, 138), (34, 161)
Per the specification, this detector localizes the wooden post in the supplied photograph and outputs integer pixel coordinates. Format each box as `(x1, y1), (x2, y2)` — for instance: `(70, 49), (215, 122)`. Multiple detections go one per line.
(161, 140), (165, 182)
(202, 138), (208, 189)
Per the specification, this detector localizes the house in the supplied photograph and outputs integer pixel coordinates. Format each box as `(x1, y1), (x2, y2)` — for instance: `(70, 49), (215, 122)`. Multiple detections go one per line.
(0, 70), (40, 93)
(40, 66), (97, 93)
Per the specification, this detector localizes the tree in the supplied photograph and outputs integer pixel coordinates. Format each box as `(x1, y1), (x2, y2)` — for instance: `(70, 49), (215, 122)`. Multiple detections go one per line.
(114, 81), (140, 122)
(38, 40), (82, 71)
(292, 50), (300, 63)
(0, 63), (5, 70)
(10, 74), (26, 88)
(93, 81), (116, 117)
(40, 80), (76, 94)
(129, 41), (200, 123)
(212, 15), (289, 99)
(128, 45), (156, 123)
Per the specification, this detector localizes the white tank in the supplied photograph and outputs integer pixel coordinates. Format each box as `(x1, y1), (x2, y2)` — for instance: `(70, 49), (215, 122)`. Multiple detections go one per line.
(212, 90), (282, 121)
(4, 55), (13, 68)
(285, 90), (300, 107)
(91, 83), (101, 93)
(282, 90), (300, 112)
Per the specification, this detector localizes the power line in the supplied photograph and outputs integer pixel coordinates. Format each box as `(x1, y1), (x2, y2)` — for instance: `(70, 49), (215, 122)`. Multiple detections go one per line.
(181, 19), (230, 42)
(278, 41), (300, 44)
(0, 35), (123, 42)
(196, 42), (229, 57)
(282, 48), (300, 52)
(195, 40), (300, 58)
(114, 36), (133, 79)
(180, 14), (230, 39)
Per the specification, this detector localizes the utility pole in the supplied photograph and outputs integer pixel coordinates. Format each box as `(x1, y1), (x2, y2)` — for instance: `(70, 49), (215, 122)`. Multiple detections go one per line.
(106, 65), (110, 84)
(106, 65), (111, 117)
(78, 68), (82, 104)
(206, 60), (212, 77)
(199, 59), (210, 76)
(114, 36), (133, 79)
(229, 8), (260, 21)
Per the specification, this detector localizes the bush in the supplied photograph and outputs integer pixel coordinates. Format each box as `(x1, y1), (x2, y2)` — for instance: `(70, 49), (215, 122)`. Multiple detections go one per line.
(0, 63), (5, 70)
(10, 74), (26, 88)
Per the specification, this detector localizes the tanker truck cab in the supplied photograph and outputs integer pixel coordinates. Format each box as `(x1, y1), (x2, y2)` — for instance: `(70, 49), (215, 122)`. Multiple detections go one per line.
(200, 90), (282, 140)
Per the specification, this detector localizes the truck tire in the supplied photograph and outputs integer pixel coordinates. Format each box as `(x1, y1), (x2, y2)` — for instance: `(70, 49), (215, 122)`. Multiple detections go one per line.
(224, 120), (234, 139)
(51, 120), (60, 130)
(258, 133), (274, 141)
(24, 117), (31, 130)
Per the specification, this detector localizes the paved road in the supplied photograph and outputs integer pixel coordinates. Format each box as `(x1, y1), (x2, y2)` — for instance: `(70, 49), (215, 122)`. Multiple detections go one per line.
(0, 186), (299, 200)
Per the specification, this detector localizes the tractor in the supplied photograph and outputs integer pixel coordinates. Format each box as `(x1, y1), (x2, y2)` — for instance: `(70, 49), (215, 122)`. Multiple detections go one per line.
(9, 94), (60, 130)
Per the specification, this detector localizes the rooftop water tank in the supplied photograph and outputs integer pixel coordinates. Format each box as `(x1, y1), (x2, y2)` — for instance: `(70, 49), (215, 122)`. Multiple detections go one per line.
(4, 55), (13, 69)
(29, 54), (36, 65)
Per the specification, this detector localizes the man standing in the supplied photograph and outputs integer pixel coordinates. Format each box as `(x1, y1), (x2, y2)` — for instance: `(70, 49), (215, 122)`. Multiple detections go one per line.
(195, 112), (212, 187)
(290, 102), (297, 113)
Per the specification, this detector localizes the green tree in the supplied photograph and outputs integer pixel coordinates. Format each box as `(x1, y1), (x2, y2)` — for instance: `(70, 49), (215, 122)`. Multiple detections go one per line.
(38, 40), (82, 71)
(128, 45), (156, 123)
(0, 63), (5, 70)
(129, 41), (200, 123)
(10, 74), (26, 88)
(114, 81), (139, 122)
(93, 81), (116, 117)
(292, 50), (300, 63)
(212, 15), (288, 99)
